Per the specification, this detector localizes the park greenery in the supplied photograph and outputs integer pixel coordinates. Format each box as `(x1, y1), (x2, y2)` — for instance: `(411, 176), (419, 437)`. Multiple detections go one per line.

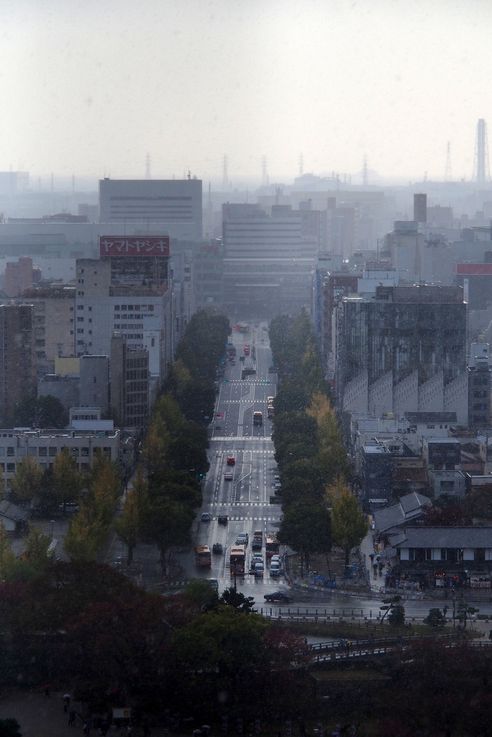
(270, 312), (366, 573)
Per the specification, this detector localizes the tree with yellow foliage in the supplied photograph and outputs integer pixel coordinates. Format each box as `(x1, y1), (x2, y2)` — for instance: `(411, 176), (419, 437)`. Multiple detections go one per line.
(327, 477), (367, 567)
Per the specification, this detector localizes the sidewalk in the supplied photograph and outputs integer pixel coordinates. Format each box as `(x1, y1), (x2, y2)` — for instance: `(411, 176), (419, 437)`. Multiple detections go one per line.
(0, 689), (168, 737)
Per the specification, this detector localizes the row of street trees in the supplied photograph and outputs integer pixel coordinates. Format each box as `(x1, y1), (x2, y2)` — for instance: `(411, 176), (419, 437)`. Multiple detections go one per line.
(270, 312), (366, 574)
(115, 310), (230, 572)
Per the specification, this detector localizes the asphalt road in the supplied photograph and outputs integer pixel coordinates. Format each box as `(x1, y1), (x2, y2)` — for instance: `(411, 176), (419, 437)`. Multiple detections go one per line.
(181, 320), (289, 604)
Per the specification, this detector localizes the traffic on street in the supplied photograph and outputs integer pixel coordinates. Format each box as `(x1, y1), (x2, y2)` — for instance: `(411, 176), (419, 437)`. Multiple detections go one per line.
(184, 320), (290, 604)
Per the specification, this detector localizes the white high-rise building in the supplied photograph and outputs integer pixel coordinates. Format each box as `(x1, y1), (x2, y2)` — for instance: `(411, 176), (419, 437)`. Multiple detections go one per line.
(99, 178), (202, 242)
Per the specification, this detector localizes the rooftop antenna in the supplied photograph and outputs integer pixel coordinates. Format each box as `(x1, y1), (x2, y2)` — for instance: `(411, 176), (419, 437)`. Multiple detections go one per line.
(145, 152), (152, 180)
(444, 141), (452, 182)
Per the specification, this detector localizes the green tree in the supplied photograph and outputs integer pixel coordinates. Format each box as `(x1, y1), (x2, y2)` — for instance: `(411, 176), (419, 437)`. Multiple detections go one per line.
(328, 479), (367, 566)
(89, 454), (120, 526)
(13, 394), (68, 428)
(24, 527), (52, 565)
(0, 523), (16, 580)
(9, 457), (43, 505)
(64, 505), (106, 562)
(424, 607), (447, 629)
(388, 604), (405, 627)
(0, 719), (22, 737)
(220, 586), (256, 612)
(141, 496), (195, 575)
(114, 487), (142, 566)
(278, 502), (331, 575)
(52, 448), (82, 513)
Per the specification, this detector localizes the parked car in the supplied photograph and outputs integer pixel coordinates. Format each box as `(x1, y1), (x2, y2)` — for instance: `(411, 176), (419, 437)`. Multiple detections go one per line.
(212, 543), (223, 554)
(218, 514), (228, 525)
(264, 591), (291, 603)
(200, 512), (212, 522)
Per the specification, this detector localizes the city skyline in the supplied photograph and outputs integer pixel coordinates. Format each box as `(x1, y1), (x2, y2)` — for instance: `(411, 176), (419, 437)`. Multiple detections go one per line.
(2, 0), (492, 182)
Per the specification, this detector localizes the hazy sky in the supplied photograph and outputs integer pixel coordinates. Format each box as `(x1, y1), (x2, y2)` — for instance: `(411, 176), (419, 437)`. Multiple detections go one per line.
(1, 0), (492, 183)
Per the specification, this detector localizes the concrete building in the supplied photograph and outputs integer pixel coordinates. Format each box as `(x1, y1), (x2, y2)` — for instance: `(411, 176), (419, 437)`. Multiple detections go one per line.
(413, 193), (427, 223)
(75, 236), (173, 387)
(0, 427), (121, 488)
(99, 178), (202, 242)
(4, 257), (39, 297)
(79, 355), (109, 414)
(222, 203), (317, 318)
(38, 374), (79, 412)
(385, 220), (454, 285)
(336, 285), (468, 423)
(110, 335), (149, 430)
(0, 305), (36, 424)
(468, 342), (491, 428)
(22, 286), (75, 374)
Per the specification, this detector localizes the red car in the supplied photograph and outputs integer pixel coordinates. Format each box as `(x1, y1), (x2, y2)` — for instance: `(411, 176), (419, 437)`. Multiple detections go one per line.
(226, 456), (236, 466)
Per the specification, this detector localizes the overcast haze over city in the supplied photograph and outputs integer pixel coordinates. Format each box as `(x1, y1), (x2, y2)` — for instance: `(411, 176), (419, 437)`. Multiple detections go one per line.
(2, 0), (492, 183)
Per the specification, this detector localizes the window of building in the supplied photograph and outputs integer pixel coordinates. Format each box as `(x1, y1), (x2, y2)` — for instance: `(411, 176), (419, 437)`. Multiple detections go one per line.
(7, 447), (14, 456)
(81, 447), (89, 457)
(38, 447), (47, 457)
(49, 447), (57, 457)
(6, 463), (15, 473)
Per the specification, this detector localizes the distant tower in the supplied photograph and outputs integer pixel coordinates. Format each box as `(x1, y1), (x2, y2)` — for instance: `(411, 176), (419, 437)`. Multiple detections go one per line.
(414, 193), (427, 223)
(261, 155), (269, 186)
(362, 155), (368, 186)
(145, 153), (152, 180)
(222, 155), (229, 190)
(444, 141), (452, 182)
(298, 153), (304, 177)
(474, 118), (490, 184)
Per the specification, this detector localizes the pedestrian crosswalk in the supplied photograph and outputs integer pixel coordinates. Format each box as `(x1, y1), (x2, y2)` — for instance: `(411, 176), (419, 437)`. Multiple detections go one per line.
(214, 501), (280, 507)
(216, 516), (280, 522)
(214, 502), (280, 507)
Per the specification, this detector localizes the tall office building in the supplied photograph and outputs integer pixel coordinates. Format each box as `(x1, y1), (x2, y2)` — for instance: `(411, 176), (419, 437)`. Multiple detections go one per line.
(413, 193), (427, 224)
(99, 178), (202, 242)
(75, 236), (173, 389)
(222, 203), (317, 318)
(335, 285), (468, 422)
(0, 305), (36, 423)
(110, 334), (149, 429)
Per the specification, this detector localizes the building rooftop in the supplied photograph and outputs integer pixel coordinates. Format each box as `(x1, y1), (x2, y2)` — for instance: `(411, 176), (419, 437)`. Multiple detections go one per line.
(405, 412), (457, 424)
(396, 526), (492, 548)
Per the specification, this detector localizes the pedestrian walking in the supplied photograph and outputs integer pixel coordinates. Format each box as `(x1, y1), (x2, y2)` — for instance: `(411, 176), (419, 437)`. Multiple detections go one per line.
(68, 709), (76, 727)
(63, 692), (71, 712)
(83, 720), (90, 735)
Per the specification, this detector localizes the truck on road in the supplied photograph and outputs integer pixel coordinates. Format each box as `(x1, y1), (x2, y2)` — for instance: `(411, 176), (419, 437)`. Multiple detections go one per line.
(229, 545), (246, 577)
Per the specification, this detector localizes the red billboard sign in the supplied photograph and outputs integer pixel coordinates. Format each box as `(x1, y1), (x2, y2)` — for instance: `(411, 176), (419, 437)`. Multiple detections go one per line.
(456, 263), (492, 275)
(100, 236), (170, 258)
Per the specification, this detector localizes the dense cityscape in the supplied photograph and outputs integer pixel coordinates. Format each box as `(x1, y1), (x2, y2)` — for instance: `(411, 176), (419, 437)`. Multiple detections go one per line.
(3, 1), (492, 736)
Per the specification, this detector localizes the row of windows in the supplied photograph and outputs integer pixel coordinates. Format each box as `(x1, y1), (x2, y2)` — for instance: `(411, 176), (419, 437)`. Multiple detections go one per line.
(0, 446), (113, 461)
(114, 304), (154, 312)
